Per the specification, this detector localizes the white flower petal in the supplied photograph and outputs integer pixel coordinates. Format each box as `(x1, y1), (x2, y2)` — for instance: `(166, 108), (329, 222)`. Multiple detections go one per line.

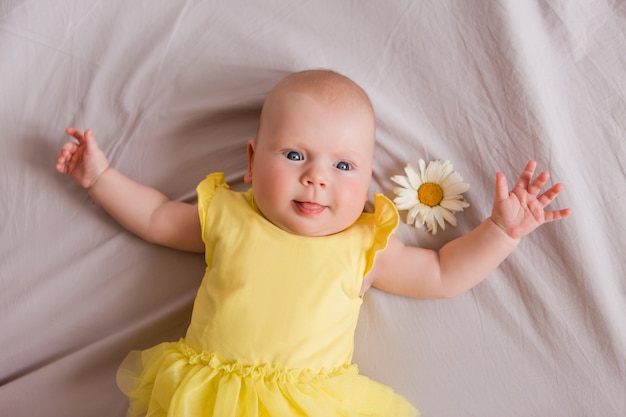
(393, 188), (416, 199)
(405, 164), (423, 189)
(395, 201), (417, 211)
(439, 206), (458, 226)
(418, 159), (427, 180)
(407, 205), (421, 226)
(440, 198), (469, 212)
(390, 175), (412, 189)
(432, 207), (447, 230)
(423, 160), (440, 183)
(441, 170), (465, 185)
(425, 213), (438, 234)
(415, 206), (428, 225)
(393, 191), (418, 210)
(438, 160), (454, 180)
(443, 182), (470, 196)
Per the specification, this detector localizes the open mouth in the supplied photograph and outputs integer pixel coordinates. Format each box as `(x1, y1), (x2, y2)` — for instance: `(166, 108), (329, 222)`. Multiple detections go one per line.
(294, 201), (327, 216)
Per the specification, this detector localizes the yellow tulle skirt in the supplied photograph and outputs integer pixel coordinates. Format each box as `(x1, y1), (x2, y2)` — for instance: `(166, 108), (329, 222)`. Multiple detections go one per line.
(117, 339), (418, 417)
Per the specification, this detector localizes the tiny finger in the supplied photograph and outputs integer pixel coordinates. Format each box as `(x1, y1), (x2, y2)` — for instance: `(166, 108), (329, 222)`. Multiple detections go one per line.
(61, 141), (77, 152)
(84, 129), (96, 147)
(528, 171), (550, 196)
(514, 160), (536, 190)
(537, 183), (564, 206)
(65, 127), (85, 143)
(494, 172), (509, 202)
(545, 208), (572, 222)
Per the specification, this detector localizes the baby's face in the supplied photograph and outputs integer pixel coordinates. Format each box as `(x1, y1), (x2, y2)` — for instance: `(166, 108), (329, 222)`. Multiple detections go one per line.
(246, 90), (375, 237)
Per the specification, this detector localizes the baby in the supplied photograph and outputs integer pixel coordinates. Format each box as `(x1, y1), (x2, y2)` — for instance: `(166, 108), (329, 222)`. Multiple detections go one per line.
(56, 69), (570, 417)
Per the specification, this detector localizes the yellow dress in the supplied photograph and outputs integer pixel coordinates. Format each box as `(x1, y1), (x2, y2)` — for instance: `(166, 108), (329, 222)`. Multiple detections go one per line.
(117, 173), (418, 417)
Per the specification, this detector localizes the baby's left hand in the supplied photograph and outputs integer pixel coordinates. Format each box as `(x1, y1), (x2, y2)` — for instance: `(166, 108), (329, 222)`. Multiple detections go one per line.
(491, 161), (571, 239)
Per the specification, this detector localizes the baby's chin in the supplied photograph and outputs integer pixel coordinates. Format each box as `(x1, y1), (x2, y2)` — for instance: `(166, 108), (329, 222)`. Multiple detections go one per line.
(257, 203), (361, 237)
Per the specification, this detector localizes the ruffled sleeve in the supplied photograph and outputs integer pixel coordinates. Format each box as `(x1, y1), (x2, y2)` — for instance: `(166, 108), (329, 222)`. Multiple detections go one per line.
(196, 173), (230, 242)
(363, 193), (399, 276)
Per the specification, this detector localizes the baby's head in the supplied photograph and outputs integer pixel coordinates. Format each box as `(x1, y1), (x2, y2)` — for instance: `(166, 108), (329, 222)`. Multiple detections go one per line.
(245, 69), (376, 237)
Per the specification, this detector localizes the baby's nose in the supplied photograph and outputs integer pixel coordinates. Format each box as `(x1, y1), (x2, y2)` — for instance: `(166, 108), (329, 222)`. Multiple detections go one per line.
(301, 166), (327, 188)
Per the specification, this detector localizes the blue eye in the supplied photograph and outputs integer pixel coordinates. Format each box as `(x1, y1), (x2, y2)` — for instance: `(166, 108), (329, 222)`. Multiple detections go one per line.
(335, 161), (352, 171)
(283, 151), (303, 161)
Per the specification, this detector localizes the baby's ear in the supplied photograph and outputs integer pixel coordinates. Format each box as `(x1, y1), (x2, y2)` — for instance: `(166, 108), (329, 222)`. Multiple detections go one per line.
(244, 139), (256, 184)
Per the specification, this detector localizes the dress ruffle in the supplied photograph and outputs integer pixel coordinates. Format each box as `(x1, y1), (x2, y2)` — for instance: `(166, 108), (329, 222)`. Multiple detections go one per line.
(117, 339), (418, 417)
(363, 194), (400, 276)
(176, 341), (358, 384)
(196, 173), (229, 241)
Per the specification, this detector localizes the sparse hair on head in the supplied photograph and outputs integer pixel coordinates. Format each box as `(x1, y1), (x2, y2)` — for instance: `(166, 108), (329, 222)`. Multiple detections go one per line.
(257, 69), (375, 137)
(274, 69), (373, 108)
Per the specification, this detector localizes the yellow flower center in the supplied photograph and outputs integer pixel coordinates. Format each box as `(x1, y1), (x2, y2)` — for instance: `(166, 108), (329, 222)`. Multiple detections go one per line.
(417, 182), (444, 207)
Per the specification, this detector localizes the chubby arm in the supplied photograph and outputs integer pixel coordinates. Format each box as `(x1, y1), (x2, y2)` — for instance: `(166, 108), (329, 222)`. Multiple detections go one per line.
(365, 219), (518, 298)
(363, 161), (571, 298)
(56, 128), (204, 253)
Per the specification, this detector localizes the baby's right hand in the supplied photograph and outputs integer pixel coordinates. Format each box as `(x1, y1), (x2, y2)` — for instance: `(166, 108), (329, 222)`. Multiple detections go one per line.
(56, 128), (109, 189)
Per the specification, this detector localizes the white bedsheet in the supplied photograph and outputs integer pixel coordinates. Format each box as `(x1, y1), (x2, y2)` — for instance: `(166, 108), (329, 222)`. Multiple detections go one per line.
(1, 1), (625, 416)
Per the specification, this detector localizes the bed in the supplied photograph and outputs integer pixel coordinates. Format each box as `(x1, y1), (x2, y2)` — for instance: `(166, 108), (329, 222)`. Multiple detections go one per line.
(1, 1), (625, 416)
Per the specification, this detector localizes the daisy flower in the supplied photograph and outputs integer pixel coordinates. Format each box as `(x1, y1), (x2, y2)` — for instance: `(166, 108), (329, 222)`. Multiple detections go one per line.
(391, 159), (470, 235)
